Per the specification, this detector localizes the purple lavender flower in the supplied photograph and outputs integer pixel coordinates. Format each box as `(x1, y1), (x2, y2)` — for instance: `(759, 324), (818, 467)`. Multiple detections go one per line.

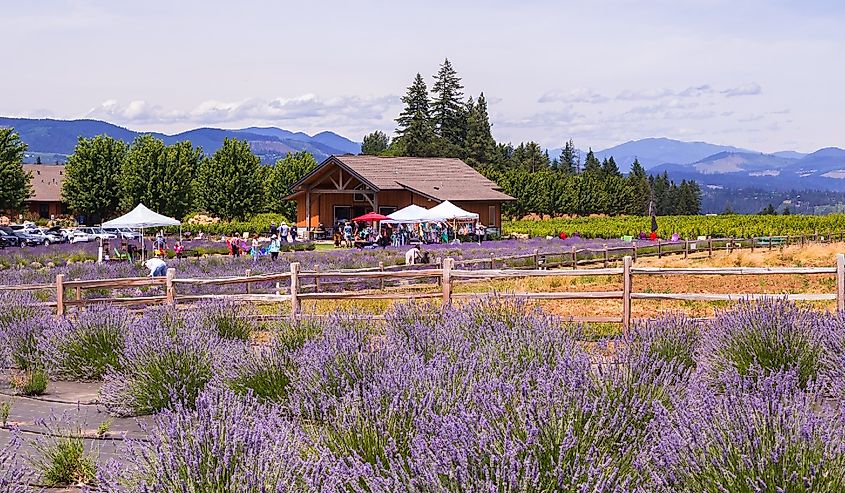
(97, 387), (323, 492)
(646, 369), (845, 491)
(699, 299), (828, 388)
(99, 307), (224, 416)
(39, 304), (130, 380)
(0, 433), (31, 492)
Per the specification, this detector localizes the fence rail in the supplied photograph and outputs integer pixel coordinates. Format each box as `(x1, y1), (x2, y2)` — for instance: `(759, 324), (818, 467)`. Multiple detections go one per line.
(6, 251), (844, 334)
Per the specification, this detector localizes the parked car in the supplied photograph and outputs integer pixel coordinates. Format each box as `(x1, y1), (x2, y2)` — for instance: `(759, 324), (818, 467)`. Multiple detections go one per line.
(31, 228), (64, 245)
(0, 228), (22, 248)
(74, 227), (117, 241)
(69, 229), (95, 243)
(13, 230), (46, 247)
(104, 227), (142, 241)
(44, 226), (70, 243)
(10, 223), (39, 233)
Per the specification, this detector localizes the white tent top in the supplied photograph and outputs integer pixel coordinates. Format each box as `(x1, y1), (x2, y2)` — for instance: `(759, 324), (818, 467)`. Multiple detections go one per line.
(427, 201), (479, 221)
(102, 203), (181, 229)
(382, 204), (445, 224)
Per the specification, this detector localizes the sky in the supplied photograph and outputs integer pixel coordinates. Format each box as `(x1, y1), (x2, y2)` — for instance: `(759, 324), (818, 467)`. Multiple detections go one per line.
(2, 0), (844, 153)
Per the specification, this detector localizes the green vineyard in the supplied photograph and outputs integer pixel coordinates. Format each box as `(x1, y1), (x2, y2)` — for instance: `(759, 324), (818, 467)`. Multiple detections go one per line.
(503, 214), (845, 239)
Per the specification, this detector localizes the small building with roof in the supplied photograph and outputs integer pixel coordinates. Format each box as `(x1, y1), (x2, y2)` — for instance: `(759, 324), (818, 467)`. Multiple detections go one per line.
(23, 164), (67, 219)
(286, 155), (514, 236)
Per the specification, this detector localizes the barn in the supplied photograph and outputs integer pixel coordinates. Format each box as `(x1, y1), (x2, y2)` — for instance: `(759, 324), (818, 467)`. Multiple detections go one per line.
(287, 155), (514, 238)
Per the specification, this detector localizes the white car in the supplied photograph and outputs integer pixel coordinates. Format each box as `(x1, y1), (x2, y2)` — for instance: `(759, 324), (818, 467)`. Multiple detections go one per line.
(30, 229), (64, 245)
(76, 227), (117, 241)
(104, 227), (142, 241)
(69, 229), (95, 243)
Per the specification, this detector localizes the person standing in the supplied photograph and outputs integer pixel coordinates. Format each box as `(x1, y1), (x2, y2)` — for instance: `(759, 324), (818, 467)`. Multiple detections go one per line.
(269, 222), (277, 238)
(290, 224), (298, 242)
(268, 235), (280, 260)
(279, 222), (290, 243)
(405, 245), (421, 265)
(343, 222), (353, 248)
(251, 237), (260, 262)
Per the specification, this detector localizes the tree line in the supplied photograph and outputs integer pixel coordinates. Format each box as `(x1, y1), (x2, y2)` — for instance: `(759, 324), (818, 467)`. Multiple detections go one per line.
(361, 59), (702, 217)
(0, 127), (317, 223)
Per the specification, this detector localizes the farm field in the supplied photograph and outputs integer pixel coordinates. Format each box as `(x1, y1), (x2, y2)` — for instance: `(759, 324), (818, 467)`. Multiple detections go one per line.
(504, 213), (845, 239)
(1, 293), (844, 490)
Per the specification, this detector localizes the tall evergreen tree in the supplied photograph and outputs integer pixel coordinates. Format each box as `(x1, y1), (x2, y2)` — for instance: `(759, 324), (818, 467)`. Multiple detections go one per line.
(626, 158), (651, 215)
(600, 156), (621, 179)
(360, 131), (389, 155)
(464, 93), (498, 167)
(430, 58), (465, 147)
(120, 136), (200, 219)
(582, 149), (601, 176)
(0, 129), (32, 213)
(194, 138), (263, 220)
(394, 74), (436, 157)
(62, 135), (128, 221)
(512, 142), (549, 173)
(559, 139), (579, 174)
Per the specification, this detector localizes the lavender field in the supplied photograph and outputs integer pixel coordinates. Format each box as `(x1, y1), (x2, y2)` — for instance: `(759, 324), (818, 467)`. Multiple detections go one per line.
(0, 238), (629, 299)
(1, 293), (844, 491)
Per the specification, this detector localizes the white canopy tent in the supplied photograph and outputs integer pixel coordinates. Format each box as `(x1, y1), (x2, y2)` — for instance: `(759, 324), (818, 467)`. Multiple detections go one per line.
(102, 204), (181, 261)
(427, 201), (479, 221)
(382, 204), (445, 224)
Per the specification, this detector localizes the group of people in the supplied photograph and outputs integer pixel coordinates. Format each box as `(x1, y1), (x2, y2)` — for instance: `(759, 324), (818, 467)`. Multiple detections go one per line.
(332, 221), (486, 249)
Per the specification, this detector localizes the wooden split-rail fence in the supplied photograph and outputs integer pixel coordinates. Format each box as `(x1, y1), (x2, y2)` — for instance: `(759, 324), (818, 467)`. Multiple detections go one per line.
(4, 252), (845, 334)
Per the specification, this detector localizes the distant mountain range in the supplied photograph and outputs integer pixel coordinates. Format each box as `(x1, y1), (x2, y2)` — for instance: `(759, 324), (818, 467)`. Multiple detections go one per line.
(0, 117), (361, 164)
(4, 117), (845, 193)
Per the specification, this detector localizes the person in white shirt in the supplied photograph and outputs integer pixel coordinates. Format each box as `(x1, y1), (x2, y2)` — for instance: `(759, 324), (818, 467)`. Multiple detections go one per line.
(405, 246), (421, 265)
(145, 257), (167, 277)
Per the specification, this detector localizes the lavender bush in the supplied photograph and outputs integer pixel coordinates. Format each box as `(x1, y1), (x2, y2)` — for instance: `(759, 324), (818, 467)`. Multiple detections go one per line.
(0, 434), (30, 492)
(699, 299), (828, 387)
(40, 304), (131, 380)
(195, 299), (256, 341)
(28, 413), (97, 486)
(625, 314), (702, 372)
(646, 370), (845, 492)
(0, 292), (50, 370)
(97, 387), (322, 492)
(99, 308), (222, 416)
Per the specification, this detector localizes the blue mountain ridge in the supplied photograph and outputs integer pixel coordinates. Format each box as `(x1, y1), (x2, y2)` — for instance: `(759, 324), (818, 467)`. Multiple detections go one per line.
(0, 117), (361, 163)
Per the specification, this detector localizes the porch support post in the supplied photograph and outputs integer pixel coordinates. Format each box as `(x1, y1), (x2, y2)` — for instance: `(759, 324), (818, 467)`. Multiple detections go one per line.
(306, 188), (312, 240)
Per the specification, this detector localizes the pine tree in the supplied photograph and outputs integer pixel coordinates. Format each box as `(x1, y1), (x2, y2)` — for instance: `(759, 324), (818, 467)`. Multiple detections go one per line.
(582, 149), (601, 176)
(394, 74), (436, 157)
(430, 58), (465, 147)
(361, 131), (389, 155)
(464, 93), (497, 167)
(626, 158), (651, 215)
(601, 156), (621, 179)
(559, 139), (579, 174)
(512, 142), (549, 173)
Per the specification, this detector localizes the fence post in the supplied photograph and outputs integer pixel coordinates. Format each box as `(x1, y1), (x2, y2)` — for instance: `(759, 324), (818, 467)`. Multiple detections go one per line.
(632, 241), (638, 262)
(55, 274), (64, 317)
(750, 237), (755, 252)
(379, 261), (385, 290)
(165, 268), (176, 305)
(837, 254), (845, 312)
(290, 262), (301, 319)
(801, 235), (805, 247)
(622, 256), (632, 335)
(684, 239), (689, 259)
(490, 253), (496, 270)
(603, 244), (608, 268)
(245, 269), (252, 294)
(442, 257), (453, 306)
(728, 238), (733, 253)
(571, 246), (577, 270)
(708, 238), (713, 257)
(315, 264), (321, 293)
(533, 248), (539, 268)
(657, 239), (662, 258)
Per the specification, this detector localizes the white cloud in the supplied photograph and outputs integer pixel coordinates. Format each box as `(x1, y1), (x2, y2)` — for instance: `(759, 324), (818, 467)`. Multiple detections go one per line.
(538, 88), (610, 104)
(722, 82), (762, 97)
(86, 94), (401, 127)
(616, 88), (675, 101)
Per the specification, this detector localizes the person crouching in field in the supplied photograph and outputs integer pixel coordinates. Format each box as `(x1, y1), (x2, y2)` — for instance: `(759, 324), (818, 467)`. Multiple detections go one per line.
(405, 246), (421, 265)
(145, 257), (167, 277)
